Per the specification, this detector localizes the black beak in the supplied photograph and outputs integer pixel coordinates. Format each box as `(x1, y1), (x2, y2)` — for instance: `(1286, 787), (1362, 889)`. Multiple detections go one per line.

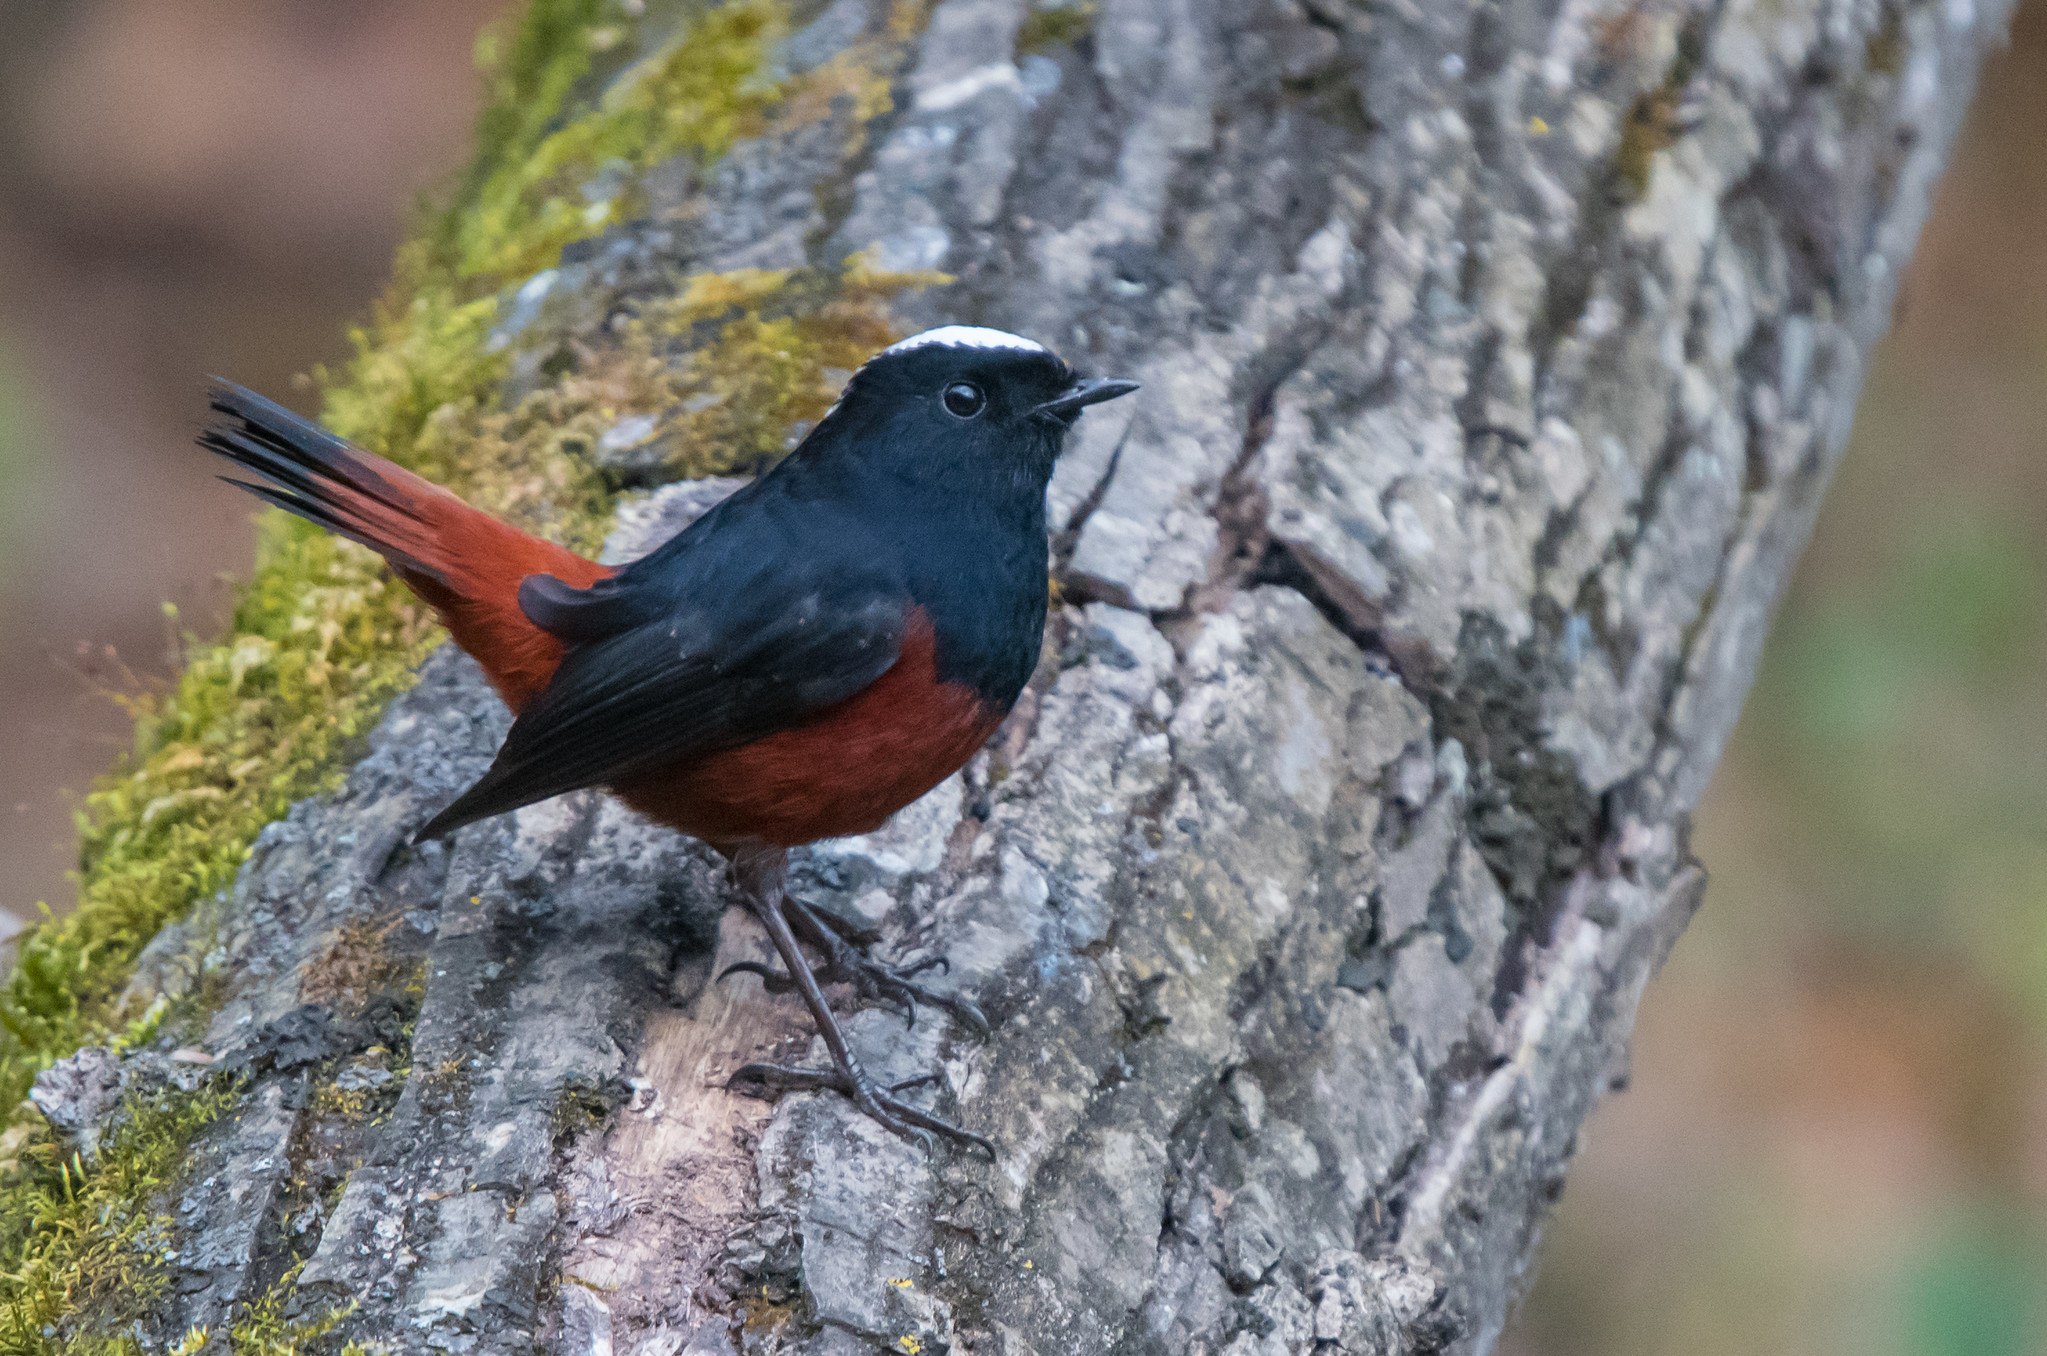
(1035, 377), (1140, 421)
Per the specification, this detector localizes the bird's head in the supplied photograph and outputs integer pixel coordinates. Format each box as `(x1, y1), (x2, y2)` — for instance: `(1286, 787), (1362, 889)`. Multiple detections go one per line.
(813, 326), (1137, 490)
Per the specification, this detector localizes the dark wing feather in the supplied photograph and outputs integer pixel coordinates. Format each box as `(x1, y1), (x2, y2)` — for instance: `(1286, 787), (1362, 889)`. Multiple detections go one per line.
(414, 590), (905, 841)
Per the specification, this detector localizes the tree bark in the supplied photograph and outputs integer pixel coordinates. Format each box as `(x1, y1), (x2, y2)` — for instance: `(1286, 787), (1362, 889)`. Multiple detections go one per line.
(34, 0), (2008, 1351)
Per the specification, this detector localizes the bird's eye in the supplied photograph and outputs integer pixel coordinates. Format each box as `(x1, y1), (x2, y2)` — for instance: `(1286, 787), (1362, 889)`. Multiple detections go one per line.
(941, 381), (987, 418)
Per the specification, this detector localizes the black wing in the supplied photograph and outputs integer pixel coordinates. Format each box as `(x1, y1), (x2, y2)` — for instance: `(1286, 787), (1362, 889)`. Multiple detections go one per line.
(415, 584), (906, 841)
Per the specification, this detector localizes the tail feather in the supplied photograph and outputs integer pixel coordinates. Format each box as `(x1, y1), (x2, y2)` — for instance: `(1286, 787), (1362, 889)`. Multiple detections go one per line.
(221, 475), (365, 546)
(200, 381), (611, 712)
(201, 382), (453, 581)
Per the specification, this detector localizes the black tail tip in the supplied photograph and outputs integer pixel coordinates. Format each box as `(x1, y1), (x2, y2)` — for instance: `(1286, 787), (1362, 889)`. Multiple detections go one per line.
(203, 376), (261, 421)
(410, 797), (478, 847)
(409, 817), (453, 848)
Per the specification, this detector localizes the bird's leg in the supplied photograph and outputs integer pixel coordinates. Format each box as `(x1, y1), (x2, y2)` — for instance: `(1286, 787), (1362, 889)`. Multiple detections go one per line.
(723, 846), (991, 1154)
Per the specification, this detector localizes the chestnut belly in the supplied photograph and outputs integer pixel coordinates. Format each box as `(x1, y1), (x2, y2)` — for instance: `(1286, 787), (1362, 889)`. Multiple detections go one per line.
(612, 627), (1007, 849)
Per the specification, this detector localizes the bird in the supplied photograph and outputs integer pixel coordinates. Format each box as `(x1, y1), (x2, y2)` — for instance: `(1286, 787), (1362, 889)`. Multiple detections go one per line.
(198, 326), (1137, 1149)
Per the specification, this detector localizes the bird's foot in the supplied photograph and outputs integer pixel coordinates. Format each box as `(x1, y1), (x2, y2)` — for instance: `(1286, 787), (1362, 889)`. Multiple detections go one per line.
(728, 1062), (993, 1155)
(787, 898), (991, 1035)
(719, 847), (993, 1155)
(720, 898), (990, 1035)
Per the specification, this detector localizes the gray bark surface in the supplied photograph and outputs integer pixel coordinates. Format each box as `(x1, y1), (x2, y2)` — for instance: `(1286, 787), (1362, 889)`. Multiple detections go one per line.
(41, 0), (2008, 1351)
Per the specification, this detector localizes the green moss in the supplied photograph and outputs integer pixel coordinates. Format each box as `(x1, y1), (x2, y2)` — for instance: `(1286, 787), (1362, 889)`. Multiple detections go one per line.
(628, 261), (952, 477)
(1016, 1), (1098, 55)
(551, 1079), (616, 1144)
(0, 1081), (239, 1352)
(0, 0), (949, 1341)
(317, 257), (506, 477)
(228, 1263), (353, 1356)
(451, 0), (792, 283)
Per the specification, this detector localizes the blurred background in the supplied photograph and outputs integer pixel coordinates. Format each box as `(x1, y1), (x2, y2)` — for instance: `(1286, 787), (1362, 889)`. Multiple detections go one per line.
(0, 0), (510, 933)
(0, 3), (2041, 1352)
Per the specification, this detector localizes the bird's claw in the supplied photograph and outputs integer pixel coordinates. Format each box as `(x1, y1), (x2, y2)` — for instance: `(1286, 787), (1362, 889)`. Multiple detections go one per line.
(720, 955), (925, 1025)
(727, 1061), (991, 1156)
(717, 959), (792, 993)
(795, 903), (883, 948)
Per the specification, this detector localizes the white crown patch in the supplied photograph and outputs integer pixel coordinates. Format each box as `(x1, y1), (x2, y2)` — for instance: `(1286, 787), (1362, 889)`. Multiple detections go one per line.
(882, 326), (1047, 357)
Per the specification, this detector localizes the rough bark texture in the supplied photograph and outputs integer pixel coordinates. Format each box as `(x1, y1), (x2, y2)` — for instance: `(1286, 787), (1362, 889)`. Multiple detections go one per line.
(35, 0), (2008, 1351)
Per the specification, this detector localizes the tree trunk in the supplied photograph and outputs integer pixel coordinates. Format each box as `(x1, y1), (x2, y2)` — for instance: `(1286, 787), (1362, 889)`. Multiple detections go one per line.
(22, 0), (2007, 1352)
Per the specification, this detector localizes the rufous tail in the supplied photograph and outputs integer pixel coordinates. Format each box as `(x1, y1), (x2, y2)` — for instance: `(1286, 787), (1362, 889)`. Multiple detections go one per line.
(200, 382), (608, 711)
